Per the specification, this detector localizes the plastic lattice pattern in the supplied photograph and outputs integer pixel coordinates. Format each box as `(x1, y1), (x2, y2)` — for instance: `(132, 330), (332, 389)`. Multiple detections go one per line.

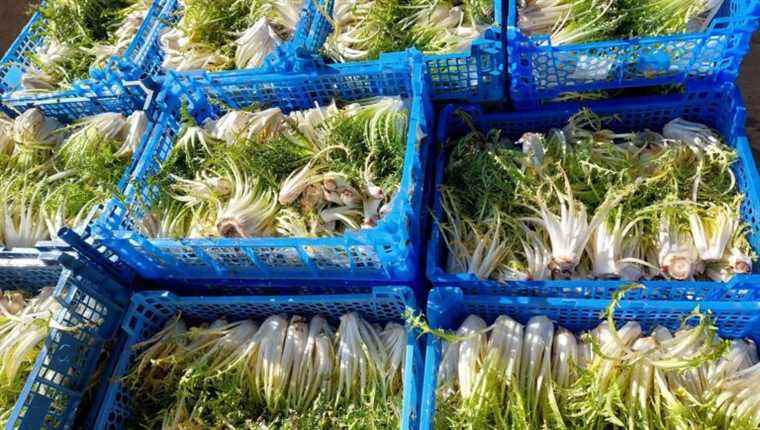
(6, 256), (130, 430)
(0, 248), (66, 291)
(428, 81), (760, 298)
(92, 286), (423, 430)
(0, 0), (168, 103)
(418, 286), (760, 430)
(0, 77), (154, 295)
(87, 53), (433, 286)
(298, 0), (506, 102)
(507, 0), (760, 107)
(423, 30), (505, 101)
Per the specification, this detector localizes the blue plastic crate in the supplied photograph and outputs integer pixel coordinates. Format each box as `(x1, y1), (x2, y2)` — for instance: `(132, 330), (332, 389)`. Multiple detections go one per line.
(299, 0), (506, 101)
(507, 0), (760, 108)
(428, 81), (760, 298)
(0, 245), (70, 291)
(101, 0), (179, 81)
(5, 255), (130, 430)
(90, 285), (423, 430)
(77, 53), (433, 287)
(418, 285), (760, 430)
(0, 1), (167, 103)
(105, 0), (334, 79)
(2, 78), (153, 124)
(0, 85), (155, 295)
(421, 30), (505, 102)
(0, 11), (45, 97)
(0, 266), (63, 429)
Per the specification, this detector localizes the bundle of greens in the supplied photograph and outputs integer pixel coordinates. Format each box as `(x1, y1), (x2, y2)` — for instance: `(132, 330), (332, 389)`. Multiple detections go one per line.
(0, 287), (59, 426)
(517, 0), (726, 45)
(141, 97), (408, 239)
(20, 0), (150, 92)
(0, 108), (147, 249)
(420, 285), (760, 429)
(159, 0), (304, 71)
(438, 109), (754, 282)
(125, 311), (407, 429)
(324, 0), (493, 61)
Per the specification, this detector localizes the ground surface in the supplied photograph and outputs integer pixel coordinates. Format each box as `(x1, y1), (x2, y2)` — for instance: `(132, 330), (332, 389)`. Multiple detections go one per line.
(0, 3), (758, 151)
(739, 34), (760, 154)
(0, 0), (29, 56)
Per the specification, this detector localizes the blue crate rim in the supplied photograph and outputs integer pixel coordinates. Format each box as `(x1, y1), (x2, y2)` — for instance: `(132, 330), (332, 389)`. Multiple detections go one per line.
(505, 0), (760, 107)
(94, 284), (424, 430)
(418, 284), (760, 430)
(117, 83), (419, 243)
(425, 286), (760, 336)
(87, 55), (432, 283)
(506, 0), (760, 48)
(427, 81), (760, 289)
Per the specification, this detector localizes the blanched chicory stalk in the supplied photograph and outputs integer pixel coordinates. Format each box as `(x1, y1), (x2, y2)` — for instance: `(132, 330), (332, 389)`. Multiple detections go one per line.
(518, 0), (726, 45)
(663, 117), (723, 150)
(428, 285), (760, 428)
(160, 0), (303, 72)
(522, 174), (637, 277)
(89, 0), (152, 67)
(0, 108), (147, 249)
(406, 0), (491, 55)
(521, 315), (564, 428)
(127, 311), (407, 428)
(324, 0), (494, 62)
(6, 109), (61, 170)
(455, 315), (487, 400)
(1, 181), (48, 249)
(524, 0), (621, 45)
(551, 327), (577, 389)
(214, 163), (278, 238)
(21, 0), (145, 93)
(439, 109), (753, 282)
(655, 208), (701, 280)
(499, 224), (552, 281)
(588, 209), (650, 280)
(708, 359), (760, 428)
(688, 200), (742, 262)
(147, 97), (409, 240)
(0, 287), (59, 426)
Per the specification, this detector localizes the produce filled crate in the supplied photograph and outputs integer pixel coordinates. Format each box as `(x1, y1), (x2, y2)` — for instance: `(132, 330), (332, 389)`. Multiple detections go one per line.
(0, 84), (153, 294)
(6, 255), (131, 430)
(0, 270), (68, 429)
(418, 285), (760, 429)
(90, 285), (423, 429)
(0, 0), (169, 103)
(9, 0), (504, 103)
(115, 0), (504, 102)
(427, 81), (760, 297)
(108, 0), (331, 77)
(300, 0), (505, 101)
(507, 0), (760, 108)
(70, 53), (434, 287)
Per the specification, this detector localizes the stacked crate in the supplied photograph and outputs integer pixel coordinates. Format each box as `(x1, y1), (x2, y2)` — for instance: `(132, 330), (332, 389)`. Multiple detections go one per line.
(1, 0), (760, 429)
